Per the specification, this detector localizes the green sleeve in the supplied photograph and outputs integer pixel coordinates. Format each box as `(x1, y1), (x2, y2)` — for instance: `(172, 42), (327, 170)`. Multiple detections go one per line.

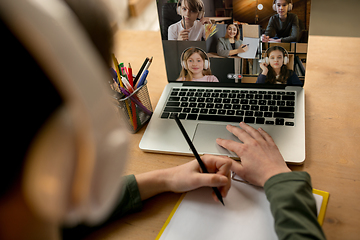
(107, 174), (143, 219)
(264, 172), (326, 240)
(62, 174), (143, 239)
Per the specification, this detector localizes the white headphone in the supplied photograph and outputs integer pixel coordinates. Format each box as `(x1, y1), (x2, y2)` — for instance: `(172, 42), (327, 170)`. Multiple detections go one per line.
(261, 45), (289, 65)
(176, 0), (205, 19)
(180, 47), (210, 70)
(273, 0), (293, 11)
(0, 0), (128, 226)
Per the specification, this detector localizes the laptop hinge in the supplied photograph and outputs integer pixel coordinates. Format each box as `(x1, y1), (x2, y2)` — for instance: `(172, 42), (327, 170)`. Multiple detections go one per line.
(181, 82), (288, 89)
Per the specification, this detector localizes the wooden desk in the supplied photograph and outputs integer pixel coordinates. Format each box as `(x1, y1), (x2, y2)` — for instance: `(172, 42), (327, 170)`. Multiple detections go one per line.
(86, 31), (360, 240)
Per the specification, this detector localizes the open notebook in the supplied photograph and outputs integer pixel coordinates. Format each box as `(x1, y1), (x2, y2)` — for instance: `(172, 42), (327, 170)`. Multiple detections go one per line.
(156, 178), (329, 240)
(140, 0), (311, 164)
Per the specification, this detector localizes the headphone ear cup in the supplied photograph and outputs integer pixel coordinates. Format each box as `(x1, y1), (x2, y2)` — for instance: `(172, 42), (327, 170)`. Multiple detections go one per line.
(288, 3), (293, 11)
(265, 57), (269, 65)
(272, 4), (276, 11)
(284, 56), (289, 65)
(177, 6), (181, 15)
(198, 10), (205, 19)
(182, 60), (187, 70)
(203, 59), (209, 70)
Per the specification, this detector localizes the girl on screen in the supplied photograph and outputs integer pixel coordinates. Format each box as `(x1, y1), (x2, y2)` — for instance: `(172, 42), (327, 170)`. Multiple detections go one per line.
(261, 0), (300, 43)
(257, 46), (302, 85)
(217, 23), (249, 57)
(168, 0), (210, 41)
(177, 47), (219, 82)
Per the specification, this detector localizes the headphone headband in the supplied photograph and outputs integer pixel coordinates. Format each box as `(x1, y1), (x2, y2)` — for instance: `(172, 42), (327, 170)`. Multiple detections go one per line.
(176, 0), (205, 19)
(273, 0), (293, 11)
(180, 47), (210, 70)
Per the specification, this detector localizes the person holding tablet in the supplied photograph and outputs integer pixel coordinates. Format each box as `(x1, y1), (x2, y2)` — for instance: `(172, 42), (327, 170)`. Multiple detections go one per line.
(216, 23), (249, 57)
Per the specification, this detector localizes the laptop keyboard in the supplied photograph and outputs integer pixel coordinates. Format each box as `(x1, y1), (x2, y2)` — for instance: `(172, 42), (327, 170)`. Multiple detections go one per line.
(160, 88), (296, 126)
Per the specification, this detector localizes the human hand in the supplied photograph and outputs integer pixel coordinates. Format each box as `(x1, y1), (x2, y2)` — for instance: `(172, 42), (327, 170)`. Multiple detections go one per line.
(166, 154), (232, 202)
(239, 44), (248, 53)
(178, 29), (190, 40)
(199, 17), (211, 25)
(216, 122), (291, 187)
(261, 34), (270, 42)
(259, 61), (269, 75)
(269, 38), (281, 43)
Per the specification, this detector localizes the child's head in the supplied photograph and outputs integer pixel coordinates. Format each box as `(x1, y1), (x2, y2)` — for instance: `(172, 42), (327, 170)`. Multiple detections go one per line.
(177, 0), (205, 21)
(179, 47), (212, 81)
(225, 24), (240, 41)
(273, 0), (293, 16)
(264, 46), (291, 84)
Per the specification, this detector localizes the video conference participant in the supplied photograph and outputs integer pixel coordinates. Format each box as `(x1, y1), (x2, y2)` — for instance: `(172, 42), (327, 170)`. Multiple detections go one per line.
(216, 23), (249, 57)
(261, 0), (300, 43)
(168, 0), (210, 41)
(257, 45), (302, 86)
(177, 47), (219, 82)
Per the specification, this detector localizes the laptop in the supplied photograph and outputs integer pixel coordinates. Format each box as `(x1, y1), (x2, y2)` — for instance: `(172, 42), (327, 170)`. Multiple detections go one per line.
(140, 0), (309, 165)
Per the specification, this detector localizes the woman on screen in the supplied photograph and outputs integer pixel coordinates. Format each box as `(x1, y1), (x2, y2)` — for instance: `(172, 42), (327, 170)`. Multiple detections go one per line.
(261, 0), (300, 43)
(216, 23), (249, 57)
(257, 46), (302, 85)
(177, 47), (219, 82)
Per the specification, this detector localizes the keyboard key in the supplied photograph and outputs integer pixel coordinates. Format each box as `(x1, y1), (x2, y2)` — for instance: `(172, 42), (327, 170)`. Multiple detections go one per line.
(161, 112), (170, 118)
(274, 112), (295, 118)
(191, 108), (200, 113)
(242, 105), (250, 110)
(187, 114), (198, 120)
(236, 110), (244, 116)
(183, 108), (191, 113)
(282, 95), (295, 100)
(285, 122), (295, 126)
(266, 120), (275, 125)
(200, 109), (208, 114)
(206, 103), (214, 108)
(218, 109), (226, 115)
(276, 118), (285, 125)
(227, 110), (235, 115)
(264, 112), (273, 117)
(245, 111), (254, 116)
(189, 103), (197, 108)
(244, 117), (255, 123)
(279, 107), (295, 112)
(166, 102), (180, 107)
(256, 118), (265, 124)
(179, 113), (187, 119)
(209, 109), (217, 114)
(198, 114), (243, 123)
(164, 107), (182, 112)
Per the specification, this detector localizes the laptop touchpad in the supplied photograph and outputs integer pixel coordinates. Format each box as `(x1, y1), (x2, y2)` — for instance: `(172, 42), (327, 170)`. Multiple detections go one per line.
(192, 123), (242, 158)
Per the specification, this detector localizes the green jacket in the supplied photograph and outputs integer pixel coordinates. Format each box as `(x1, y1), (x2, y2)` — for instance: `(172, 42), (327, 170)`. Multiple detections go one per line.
(264, 172), (326, 240)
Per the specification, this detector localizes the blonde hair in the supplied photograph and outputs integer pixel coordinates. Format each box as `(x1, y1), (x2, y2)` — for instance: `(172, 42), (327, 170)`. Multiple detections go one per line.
(178, 47), (212, 81)
(224, 24), (240, 41)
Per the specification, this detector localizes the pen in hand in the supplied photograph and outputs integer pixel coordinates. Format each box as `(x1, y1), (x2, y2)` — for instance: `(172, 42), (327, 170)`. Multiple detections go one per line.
(173, 114), (225, 206)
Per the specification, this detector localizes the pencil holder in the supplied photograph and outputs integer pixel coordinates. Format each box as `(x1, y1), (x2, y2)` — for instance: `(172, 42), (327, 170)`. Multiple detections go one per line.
(113, 81), (153, 133)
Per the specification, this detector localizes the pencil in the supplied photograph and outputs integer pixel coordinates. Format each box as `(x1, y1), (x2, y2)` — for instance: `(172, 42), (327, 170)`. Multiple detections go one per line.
(173, 114), (225, 206)
(112, 54), (134, 129)
(133, 57), (149, 86)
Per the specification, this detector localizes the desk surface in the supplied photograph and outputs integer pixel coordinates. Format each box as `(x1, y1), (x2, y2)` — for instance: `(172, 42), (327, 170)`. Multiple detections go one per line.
(86, 31), (360, 240)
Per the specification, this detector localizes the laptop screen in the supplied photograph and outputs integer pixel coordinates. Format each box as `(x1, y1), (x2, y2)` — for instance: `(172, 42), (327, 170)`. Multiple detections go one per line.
(156, 0), (310, 86)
